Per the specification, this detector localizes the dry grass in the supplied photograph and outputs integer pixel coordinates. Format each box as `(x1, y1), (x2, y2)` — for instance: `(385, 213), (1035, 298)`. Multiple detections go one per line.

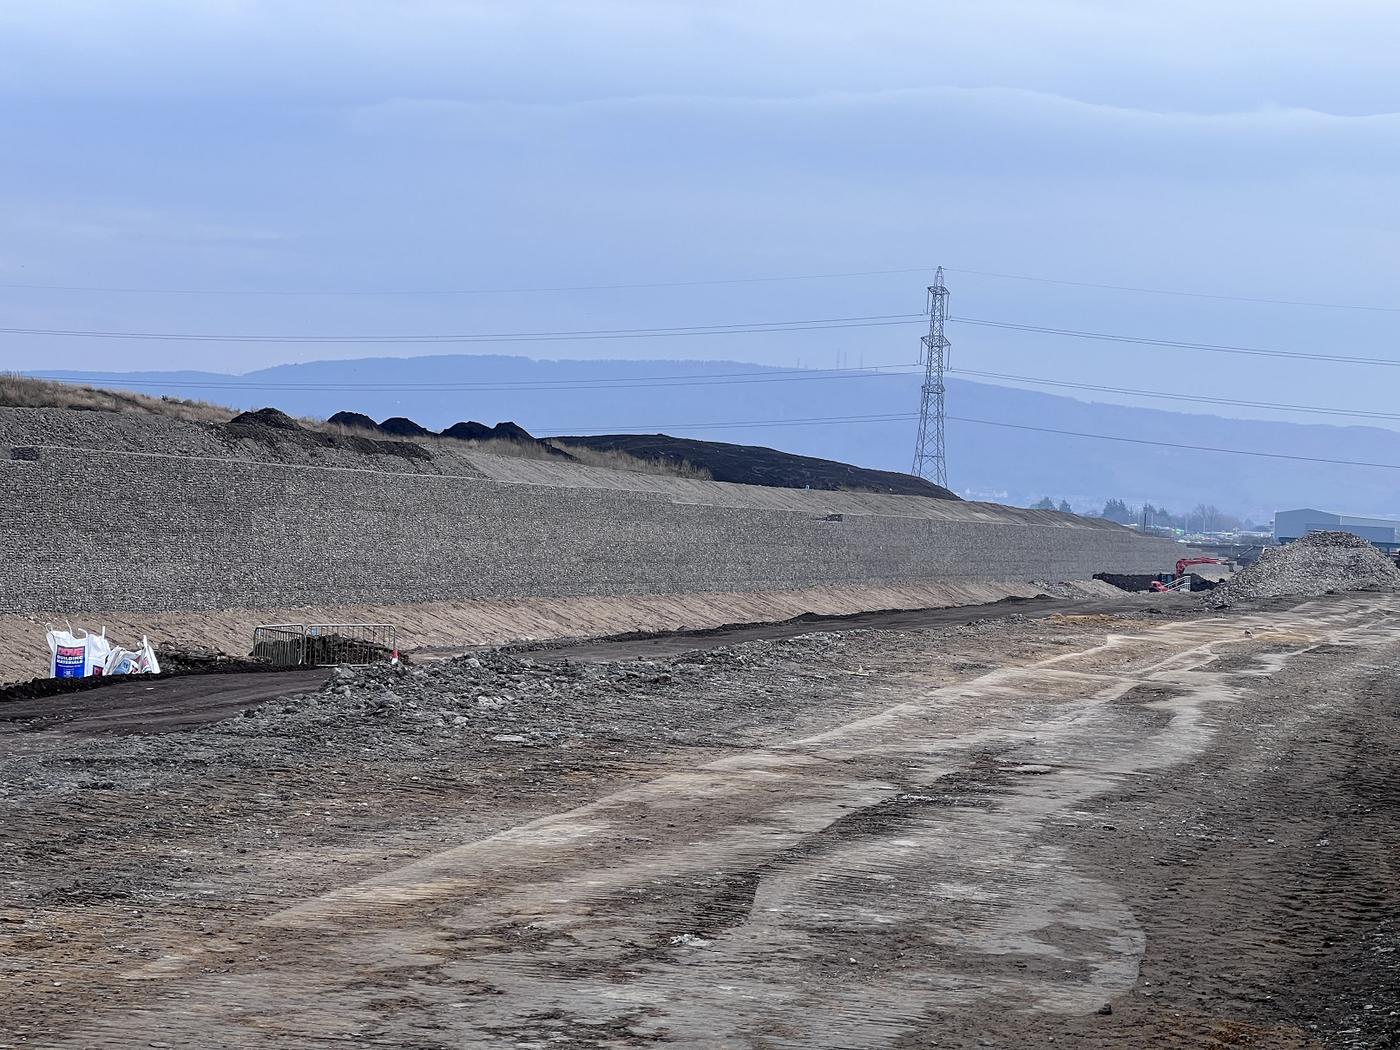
(2, 374), (713, 481)
(276, 419), (712, 480)
(447, 436), (565, 461)
(426, 434), (713, 481)
(0, 374), (236, 424)
(544, 440), (712, 480)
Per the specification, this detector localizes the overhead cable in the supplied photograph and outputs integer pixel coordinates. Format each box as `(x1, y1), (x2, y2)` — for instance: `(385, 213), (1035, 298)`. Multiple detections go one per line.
(25, 364), (922, 393)
(0, 314), (925, 344)
(948, 267), (1400, 314)
(949, 367), (1400, 422)
(947, 417), (1400, 471)
(541, 414), (1400, 471)
(5, 263), (1398, 313)
(950, 317), (1400, 367)
(0, 268), (934, 297)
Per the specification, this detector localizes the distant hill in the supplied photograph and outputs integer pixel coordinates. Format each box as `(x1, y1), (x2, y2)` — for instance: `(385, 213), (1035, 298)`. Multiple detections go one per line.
(31, 354), (1400, 520)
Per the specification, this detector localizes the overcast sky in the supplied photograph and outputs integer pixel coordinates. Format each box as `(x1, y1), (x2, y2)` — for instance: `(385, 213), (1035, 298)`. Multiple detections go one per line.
(2, 1), (1398, 429)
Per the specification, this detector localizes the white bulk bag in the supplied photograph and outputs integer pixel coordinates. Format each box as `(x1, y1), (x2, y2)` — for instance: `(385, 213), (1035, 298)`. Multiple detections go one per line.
(46, 625), (159, 678)
(102, 636), (161, 676)
(87, 629), (112, 676)
(46, 624), (107, 678)
(139, 636), (162, 675)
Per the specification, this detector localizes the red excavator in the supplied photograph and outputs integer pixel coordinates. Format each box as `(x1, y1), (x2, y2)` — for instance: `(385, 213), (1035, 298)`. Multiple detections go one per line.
(1150, 557), (1226, 592)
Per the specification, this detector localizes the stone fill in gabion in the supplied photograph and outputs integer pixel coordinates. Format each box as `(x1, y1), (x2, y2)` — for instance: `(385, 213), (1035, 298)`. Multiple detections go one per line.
(0, 407), (1187, 614)
(1204, 531), (1400, 607)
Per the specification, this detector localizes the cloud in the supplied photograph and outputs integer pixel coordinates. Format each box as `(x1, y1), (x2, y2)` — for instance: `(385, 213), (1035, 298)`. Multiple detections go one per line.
(0, 205), (286, 244)
(345, 85), (1400, 184)
(7, 1), (1400, 117)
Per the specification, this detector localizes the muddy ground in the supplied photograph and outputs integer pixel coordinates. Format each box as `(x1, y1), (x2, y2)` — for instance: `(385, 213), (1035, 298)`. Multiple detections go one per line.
(1, 596), (1396, 1048)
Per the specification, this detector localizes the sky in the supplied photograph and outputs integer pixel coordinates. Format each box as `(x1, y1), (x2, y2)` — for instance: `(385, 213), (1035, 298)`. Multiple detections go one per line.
(2, 1), (1399, 431)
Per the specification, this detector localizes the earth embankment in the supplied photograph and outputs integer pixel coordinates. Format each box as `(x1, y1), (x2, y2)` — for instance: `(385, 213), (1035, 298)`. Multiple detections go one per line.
(1, 406), (1182, 630)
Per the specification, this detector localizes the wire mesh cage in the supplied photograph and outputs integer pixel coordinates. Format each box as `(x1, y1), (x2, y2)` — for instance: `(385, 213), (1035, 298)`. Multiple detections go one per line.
(304, 624), (397, 666)
(252, 623), (397, 667)
(251, 624), (309, 667)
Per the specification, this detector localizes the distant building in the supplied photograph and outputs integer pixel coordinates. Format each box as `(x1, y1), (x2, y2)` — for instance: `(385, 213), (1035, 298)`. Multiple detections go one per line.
(1274, 508), (1400, 551)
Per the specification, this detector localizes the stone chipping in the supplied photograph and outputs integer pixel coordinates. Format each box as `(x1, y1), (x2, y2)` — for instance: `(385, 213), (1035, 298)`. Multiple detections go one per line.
(0, 630), (879, 797)
(0, 406), (1186, 615)
(1204, 531), (1400, 607)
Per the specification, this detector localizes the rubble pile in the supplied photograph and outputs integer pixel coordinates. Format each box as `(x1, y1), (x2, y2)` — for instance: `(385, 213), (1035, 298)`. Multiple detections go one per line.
(0, 614), (1135, 802)
(1204, 531), (1400, 607)
(0, 632), (870, 795)
(263, 632), (866, 757)
(1029, 578), (1126, 600)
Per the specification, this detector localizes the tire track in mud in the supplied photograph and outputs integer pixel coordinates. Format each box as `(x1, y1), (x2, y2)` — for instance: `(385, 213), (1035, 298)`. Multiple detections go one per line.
(41, 598), (1400, 1048)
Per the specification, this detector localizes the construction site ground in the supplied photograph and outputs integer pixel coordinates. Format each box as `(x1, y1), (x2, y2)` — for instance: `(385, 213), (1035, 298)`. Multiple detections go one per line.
(2, 594), (1397, 1049)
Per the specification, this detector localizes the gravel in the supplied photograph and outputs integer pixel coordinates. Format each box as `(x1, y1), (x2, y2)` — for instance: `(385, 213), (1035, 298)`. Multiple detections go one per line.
(0, 615), (1074, 802)
(0, 631), (877, 798)
(1204, 531), (1400, 607)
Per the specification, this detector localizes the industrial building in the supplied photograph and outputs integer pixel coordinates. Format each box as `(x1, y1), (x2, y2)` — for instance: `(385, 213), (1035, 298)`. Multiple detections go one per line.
(1274, 508), (1400, 551)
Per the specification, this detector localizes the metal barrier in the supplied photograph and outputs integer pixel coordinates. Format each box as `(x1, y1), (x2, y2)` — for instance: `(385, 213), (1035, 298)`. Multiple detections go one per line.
(252, 623), (397, 667)
(305, 624), (397, 666)
(252, 623), (309, 667)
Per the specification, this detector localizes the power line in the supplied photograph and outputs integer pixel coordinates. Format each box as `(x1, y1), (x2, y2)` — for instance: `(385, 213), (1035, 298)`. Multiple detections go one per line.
(27, 358), (1400, 424)
(8, 312), (1396, 371)
(0, 267), (935, 298)
(6, 262), (1399, 313)
(25, 363), (923, 393)
(948, 267), (1400, 314)
(950, 367), (1400, 423)
(539, 412), (918, 435)
(0, 313), (925, 344)
(947, 416), (1400, 471)
(544, 413), (1400, 471)
(26, 360), (1400, 425)
(951, 316), (1400, 367)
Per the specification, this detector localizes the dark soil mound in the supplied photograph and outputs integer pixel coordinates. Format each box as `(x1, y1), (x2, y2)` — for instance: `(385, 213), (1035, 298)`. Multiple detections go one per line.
(1096, 573), (1161, 593)
(1097, 571), (1218, 593)
(228, 407), (300, 430)
(551, 433), (958, 499)
(155, 644), (268, 674)
(439, 419), (575, 459)
(0, 654), (287, 705)
(490, 421), (534, 442)
(304, 632), (400, 666)
(248, 632), (403, 667)
(1, 638), (400, 707)
(378, 416), (433, 437)
(327, 410), (380, 430)
(441, 420), (495, 440)
(223, 406), (430, 461)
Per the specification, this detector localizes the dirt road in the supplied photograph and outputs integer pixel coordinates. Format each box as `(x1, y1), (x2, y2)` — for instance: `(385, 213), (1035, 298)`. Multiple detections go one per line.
(0, 669), (330, 735)
(504, 593), (1156, 663)
(2, 596), (1397, 1048)
(0, 596), (1172, 737)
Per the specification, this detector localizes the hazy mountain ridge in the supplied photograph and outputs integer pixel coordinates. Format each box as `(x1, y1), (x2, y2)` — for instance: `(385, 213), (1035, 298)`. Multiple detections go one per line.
(32, 355), (1400, 520)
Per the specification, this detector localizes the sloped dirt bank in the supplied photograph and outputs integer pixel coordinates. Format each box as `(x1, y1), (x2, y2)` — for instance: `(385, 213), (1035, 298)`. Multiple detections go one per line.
(0, 579), (1108, 684)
